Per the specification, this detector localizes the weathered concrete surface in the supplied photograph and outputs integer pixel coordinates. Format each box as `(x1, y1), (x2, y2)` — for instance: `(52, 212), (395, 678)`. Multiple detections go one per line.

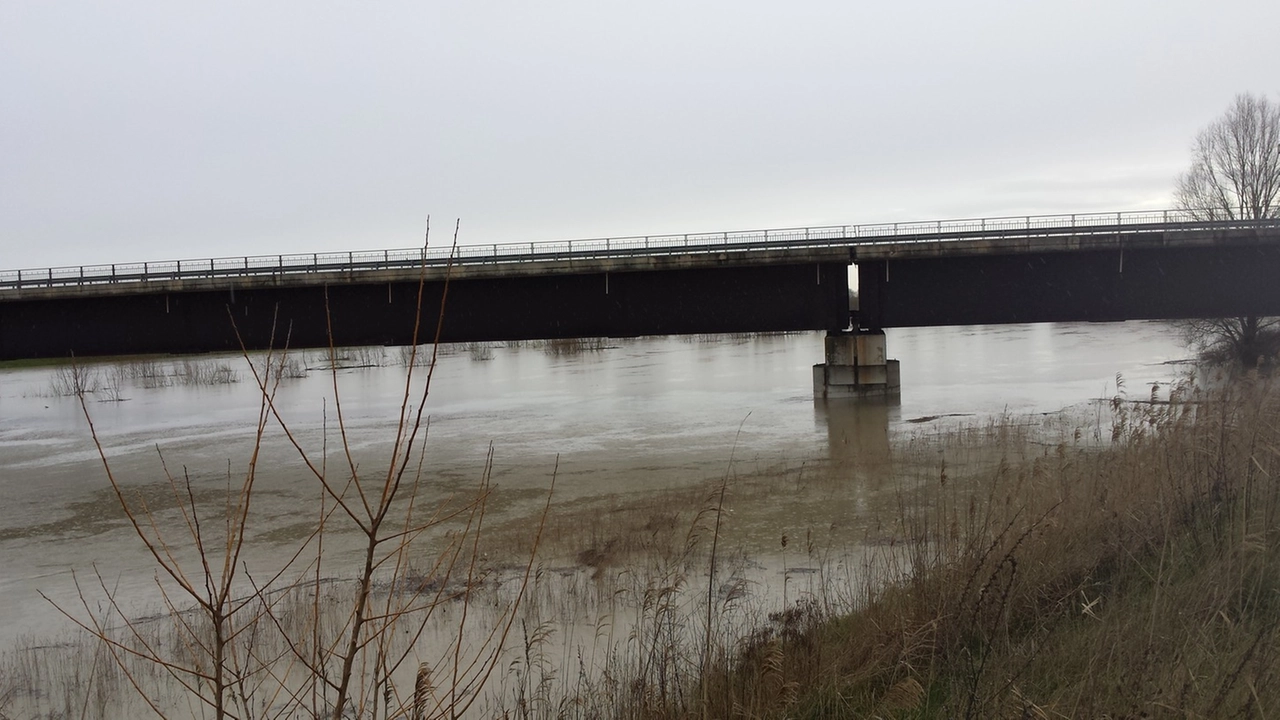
(813, 331), (900, 399)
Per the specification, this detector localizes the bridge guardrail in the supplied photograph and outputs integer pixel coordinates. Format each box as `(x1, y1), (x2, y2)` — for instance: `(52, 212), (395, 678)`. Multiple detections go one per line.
(2, 210), (1277, 291)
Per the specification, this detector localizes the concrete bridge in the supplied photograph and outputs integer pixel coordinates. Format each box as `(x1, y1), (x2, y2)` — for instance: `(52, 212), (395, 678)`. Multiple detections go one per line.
(4, 210), (1279, 396)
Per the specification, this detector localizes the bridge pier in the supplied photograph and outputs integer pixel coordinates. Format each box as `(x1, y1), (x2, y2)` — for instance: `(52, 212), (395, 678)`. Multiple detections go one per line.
(813, 330), (900, 400)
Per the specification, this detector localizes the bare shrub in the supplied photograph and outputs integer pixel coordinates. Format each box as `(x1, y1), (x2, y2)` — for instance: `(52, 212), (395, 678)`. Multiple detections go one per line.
(98, 366), (126, 402)
(49, 364), (99, 397)
(1179, 316), (1280, 369)
(41, 220), (556, 719)
(116, 359), (171, 387)
(174, 358), (240, 385)
(275, 353), (308, 379)
(329, 345), (385, 368)
(466, 342), (494, 361)
(540, 337), (607, 356)
(396, 343), (438, 367)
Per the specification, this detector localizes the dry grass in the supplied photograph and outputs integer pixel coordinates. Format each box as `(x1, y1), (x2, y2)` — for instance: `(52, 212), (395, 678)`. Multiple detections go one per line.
(656, 374), (1280, 719)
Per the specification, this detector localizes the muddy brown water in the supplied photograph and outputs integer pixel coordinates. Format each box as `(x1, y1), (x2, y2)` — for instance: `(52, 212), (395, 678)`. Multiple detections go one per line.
(0, 323), (1189, 647)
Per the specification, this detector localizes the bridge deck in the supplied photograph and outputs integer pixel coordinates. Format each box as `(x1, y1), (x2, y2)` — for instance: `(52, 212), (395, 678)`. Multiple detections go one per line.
(4, 211), (1277, 301)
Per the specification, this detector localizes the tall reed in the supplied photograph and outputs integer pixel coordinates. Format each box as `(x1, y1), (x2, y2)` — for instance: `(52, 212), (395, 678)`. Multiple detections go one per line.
(670, 375), (1280, 718)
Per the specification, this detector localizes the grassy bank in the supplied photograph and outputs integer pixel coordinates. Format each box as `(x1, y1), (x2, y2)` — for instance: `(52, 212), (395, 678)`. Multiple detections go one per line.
(653, 376), (1280, 719)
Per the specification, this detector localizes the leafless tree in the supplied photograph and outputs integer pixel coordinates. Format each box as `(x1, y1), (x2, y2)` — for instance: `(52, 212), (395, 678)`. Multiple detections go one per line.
(1175, 93), (1280, 221)
(1180, 316), (1280, 369)
(1175, 93), (1280, 367)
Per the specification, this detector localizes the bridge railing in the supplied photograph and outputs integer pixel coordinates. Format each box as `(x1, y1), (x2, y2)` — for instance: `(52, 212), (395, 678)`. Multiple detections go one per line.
(2, 209), (1274, 291)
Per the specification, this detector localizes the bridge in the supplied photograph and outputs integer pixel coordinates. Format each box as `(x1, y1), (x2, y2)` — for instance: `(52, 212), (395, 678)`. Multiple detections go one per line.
(3, 210), (1279, 396)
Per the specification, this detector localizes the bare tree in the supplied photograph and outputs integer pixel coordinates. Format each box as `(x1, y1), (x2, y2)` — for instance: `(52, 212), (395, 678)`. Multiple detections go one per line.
(1175, 93), (1280, 367)
(1175, 93), (1280, 221)
(1180, 316), (1280, 368)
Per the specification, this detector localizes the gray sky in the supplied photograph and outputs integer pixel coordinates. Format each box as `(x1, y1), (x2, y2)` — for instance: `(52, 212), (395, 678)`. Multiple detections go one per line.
(3, 1), (1278, 270)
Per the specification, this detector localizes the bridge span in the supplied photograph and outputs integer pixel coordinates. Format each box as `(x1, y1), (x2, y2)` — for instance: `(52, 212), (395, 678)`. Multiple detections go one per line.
(3, 210), (1279, 395)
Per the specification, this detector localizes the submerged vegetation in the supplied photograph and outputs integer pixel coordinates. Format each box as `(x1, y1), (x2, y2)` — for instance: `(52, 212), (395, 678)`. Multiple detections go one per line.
(44, 357), (241, 399)
(7, 339), (1280, 717)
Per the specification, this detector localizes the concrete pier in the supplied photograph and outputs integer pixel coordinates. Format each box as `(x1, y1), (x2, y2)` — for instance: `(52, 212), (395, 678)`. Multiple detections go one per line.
(813, 330), (900, 399)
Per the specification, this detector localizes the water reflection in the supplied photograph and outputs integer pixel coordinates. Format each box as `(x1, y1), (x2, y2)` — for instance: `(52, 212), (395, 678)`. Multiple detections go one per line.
(815, 397), (895, 470)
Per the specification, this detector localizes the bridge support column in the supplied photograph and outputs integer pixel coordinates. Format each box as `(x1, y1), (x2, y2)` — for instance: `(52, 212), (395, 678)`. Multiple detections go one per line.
(813, 330), (900, 400)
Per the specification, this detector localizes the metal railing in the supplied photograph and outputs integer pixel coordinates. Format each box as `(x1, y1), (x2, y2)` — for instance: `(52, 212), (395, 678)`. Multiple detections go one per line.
(2, 209), (1276, 292)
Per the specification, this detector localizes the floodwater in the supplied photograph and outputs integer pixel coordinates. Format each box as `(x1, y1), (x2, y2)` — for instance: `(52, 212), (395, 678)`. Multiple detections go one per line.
(0, 322), (1189, 648)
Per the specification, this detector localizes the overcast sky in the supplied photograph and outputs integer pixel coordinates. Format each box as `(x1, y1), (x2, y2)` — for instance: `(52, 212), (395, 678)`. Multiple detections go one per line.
(3, 1), (1278, 270)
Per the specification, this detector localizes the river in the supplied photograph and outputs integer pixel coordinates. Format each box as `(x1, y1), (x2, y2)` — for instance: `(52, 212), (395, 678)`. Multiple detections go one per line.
(0, 321), (1189, 650)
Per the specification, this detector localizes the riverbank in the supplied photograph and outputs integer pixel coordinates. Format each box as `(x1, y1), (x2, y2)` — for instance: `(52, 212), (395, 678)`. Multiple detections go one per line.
(641, 373), (1280, 719)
